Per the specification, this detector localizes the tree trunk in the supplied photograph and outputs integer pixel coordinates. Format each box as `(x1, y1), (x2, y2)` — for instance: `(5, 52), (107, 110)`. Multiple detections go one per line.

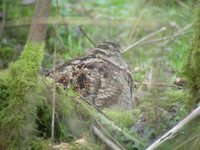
(28, 0), (52, 42)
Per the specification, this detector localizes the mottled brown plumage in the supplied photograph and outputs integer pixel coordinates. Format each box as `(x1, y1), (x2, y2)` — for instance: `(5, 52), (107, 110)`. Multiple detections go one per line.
(46, 41), (135, 110)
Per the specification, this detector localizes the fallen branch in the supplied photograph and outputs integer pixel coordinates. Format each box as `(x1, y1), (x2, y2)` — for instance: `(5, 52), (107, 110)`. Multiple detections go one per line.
(146, 106), (200, 150)
(91, 126), (122, 150)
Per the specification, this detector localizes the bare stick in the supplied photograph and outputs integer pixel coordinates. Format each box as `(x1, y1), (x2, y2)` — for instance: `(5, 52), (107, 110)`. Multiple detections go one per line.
(51, 45), (56, 145)
(176, 0), (189, 9)
(135, 82), (184, 89)
(79, 26), (96, 46)
(122, 24), (192, 52)
(136, 24), (193, 47)
(146, 106), (200, 150)
(51, 0), (59, 146)
(122, 27), (167, 53)
(136, 30), (193, 47)
(91, 126), (122, 150)
(95, 120), (126, 150)
(130, 0), (154, 38)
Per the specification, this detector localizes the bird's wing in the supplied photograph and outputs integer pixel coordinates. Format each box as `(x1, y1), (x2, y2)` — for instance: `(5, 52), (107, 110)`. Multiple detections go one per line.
(94, 72), (123, 108)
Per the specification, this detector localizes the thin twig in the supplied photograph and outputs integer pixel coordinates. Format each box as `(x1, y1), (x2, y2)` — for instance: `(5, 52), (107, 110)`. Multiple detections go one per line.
(123, 24), (193, 52)
(135, 82), (184, 88)
(136, 24), (193, 47)
(54, 26), (68, 50)
(77, 95), (113, 121)
(130, 9), (145, 38)
(146, 106), (200, 150)
(51, 0), (59, 145)
(122, 27), (167, 53)
(173, 133), (200, 150)
(51, 44), (56, 145)
(130, 0), (154, 38)
(176, 0), (189, 9)
(91, 126), (122, 150)
(78, 25), (96, 46)
(95, 120), (126, 150)
(135, 30), (193, 47)
(55, 113), (77, 139)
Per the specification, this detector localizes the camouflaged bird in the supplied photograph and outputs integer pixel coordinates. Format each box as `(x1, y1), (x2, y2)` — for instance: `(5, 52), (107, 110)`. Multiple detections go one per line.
(46, 41), (135, 110)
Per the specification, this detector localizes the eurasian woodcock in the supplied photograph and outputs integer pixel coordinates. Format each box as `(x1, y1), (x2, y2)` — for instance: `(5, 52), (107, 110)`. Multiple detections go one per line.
(46, 41), (135, 110)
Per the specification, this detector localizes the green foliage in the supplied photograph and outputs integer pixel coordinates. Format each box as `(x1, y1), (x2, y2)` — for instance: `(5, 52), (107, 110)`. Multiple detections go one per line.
(0, 46), (15, 68)
(34, 78), (80, 143)
(6, 0), (34, 19)
(103, 109), (138, 128)
(168, 38), (189, 74)
(183, 1), (200, 109)
(165, 90), (188, 123)
(0, 42), (80, 149)
(36, 97), (52, 139)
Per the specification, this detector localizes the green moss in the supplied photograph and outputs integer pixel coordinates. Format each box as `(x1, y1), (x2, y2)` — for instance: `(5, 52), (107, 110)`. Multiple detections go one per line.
(0, 58), (88, 149)
(183, 1), (200, 109)
(103, 109), (137, 128)
(0, 41), (45, 149)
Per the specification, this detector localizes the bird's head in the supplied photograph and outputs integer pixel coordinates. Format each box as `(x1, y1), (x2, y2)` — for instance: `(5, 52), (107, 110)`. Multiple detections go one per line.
(94, 40), (121, 55)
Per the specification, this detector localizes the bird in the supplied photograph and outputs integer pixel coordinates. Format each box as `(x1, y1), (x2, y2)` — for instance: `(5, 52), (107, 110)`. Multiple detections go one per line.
(46, 41), (135, 110)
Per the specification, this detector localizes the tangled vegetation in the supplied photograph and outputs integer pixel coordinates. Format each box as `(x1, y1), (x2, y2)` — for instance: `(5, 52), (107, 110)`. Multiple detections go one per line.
(0, 0), (200, 149)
